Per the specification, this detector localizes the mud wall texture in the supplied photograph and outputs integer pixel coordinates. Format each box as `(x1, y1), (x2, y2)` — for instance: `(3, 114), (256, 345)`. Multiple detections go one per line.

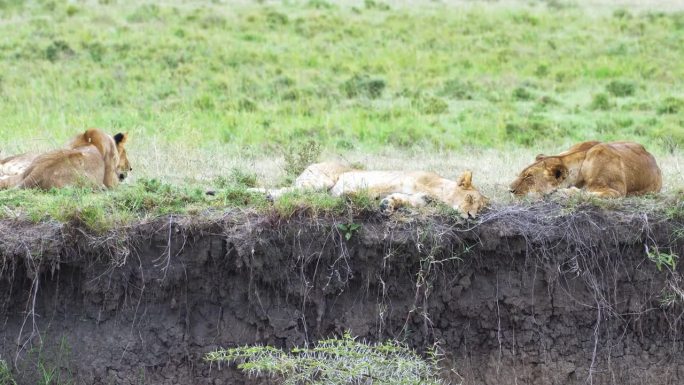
(1, 203), (683, 385)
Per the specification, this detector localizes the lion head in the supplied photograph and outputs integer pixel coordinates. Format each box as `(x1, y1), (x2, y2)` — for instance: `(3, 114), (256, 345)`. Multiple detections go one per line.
(69, 128), (132, 187)
(509, 155), (568, 197)
(453, 170), (489, 218)
(113, 133), (132, 181)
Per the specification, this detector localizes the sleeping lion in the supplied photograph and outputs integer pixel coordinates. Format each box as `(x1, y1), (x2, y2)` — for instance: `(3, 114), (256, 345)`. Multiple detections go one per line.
(252, 162), (489, 218)
(0, 128), (131, 190)
(509, 141), (662, 198)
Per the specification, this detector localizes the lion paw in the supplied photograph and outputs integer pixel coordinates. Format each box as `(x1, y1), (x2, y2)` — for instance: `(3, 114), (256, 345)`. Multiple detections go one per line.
(379, 197), (397, 213)
(554, 186), (583, 199)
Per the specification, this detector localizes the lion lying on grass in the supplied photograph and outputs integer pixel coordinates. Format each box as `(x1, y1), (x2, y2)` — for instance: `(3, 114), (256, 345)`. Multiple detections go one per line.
(251, 162), (355, 198)
(0, 153), (37, 177)
(252, 162), (489, 218)
(0, 129), (131, 190)
(509, 141), (662, 198)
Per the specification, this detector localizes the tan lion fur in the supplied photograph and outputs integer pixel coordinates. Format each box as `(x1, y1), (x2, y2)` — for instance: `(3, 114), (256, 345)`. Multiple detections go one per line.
(0, 129), (131, 190)
(252, 162), (488, 217)
(330, 169), (488, 218)
(249, 162), (354, 198)
(509, 141), (662, 198)
(0, 153), (38, 177)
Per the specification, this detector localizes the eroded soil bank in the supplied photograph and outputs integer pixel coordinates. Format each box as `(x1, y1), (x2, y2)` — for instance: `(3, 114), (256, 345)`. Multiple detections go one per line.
(1, 203), (683, 385)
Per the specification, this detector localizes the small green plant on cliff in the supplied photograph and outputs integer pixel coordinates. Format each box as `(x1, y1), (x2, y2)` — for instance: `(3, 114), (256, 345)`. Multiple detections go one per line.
(37, 361), (58, 385)
(659, 291), (680, 308)
(28, 336), (74, 385)
(0, 360), (17, 385)
(337, 222), (362, 240)
(646, 246), (678, 272)
(205, 332), (447, 385)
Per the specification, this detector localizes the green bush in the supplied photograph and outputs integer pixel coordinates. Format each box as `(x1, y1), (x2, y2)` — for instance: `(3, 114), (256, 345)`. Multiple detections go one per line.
(206, 332), (447, 385)
(512, 86), (534, 101)
(45, 40), (74, 62)
(606, 80), (636, 97)
(590, 93), (612, 110)
(657, 96), (684, 114)
(505, 115), (555, 146)
(440, 78), (475, 99)
(417, 95), (449, 114)
(342, 74), (386, 99)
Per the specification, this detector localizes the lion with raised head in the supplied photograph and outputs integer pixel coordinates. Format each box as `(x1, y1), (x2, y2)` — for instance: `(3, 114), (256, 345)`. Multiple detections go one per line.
(509, 141), (662, 198)
(0, 129), (131, 189)
(252, 162), (488, 218)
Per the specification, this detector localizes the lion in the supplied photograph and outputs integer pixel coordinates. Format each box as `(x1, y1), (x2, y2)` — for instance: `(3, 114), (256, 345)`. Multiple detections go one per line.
(0, 129), (131, 190)
(330, 169), (488, 218)
(509, 141), (662, 198)
(0, 153), (37, 177)
(251, 162), (488, 218)
(249, 162), (355, 199)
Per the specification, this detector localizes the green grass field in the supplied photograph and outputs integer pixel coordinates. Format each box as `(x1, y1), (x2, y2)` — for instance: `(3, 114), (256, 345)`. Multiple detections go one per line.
(0, 0), (683, 228)
(1, 0), (682, 150)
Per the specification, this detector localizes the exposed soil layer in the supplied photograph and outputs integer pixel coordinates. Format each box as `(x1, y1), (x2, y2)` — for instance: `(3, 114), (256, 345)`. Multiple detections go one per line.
(1, 202), (684, 385)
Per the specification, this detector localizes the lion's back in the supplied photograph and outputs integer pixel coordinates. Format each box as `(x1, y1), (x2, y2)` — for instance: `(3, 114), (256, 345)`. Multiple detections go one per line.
(0, 153), (37, 176)
(295, 162), (354, 190)
(588, 142), (662, 194)
(20, 148), (104, 189)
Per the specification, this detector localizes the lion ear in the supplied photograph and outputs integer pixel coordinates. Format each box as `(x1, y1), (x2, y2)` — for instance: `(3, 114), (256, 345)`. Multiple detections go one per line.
(548, 163), (568, 180)
(457, 170), (473, 188)
(114, 132), (127, 145)
(536, 154), (546, 161)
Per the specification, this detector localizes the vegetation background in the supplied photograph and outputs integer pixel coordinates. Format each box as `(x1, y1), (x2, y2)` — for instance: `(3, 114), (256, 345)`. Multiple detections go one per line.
(0, 0), (683, 227)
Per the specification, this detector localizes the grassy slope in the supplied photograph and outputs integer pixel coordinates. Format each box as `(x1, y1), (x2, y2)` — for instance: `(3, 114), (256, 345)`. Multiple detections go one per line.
(0, 0), (683, 227)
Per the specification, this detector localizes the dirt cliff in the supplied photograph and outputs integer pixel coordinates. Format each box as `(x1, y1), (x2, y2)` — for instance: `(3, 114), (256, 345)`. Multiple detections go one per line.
(1, 202), (683, 384)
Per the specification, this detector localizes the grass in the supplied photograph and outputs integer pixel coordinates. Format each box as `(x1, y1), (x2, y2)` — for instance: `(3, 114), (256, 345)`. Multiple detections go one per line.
(0, 1), (683, 153)
(646, 246), (679, 272)
(0, 0), (683, 226)
(0, 178), (272, 232)
(0, 177), (386, 231)
(205, 331), (446, 385)
(0, 359), (17, 385)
